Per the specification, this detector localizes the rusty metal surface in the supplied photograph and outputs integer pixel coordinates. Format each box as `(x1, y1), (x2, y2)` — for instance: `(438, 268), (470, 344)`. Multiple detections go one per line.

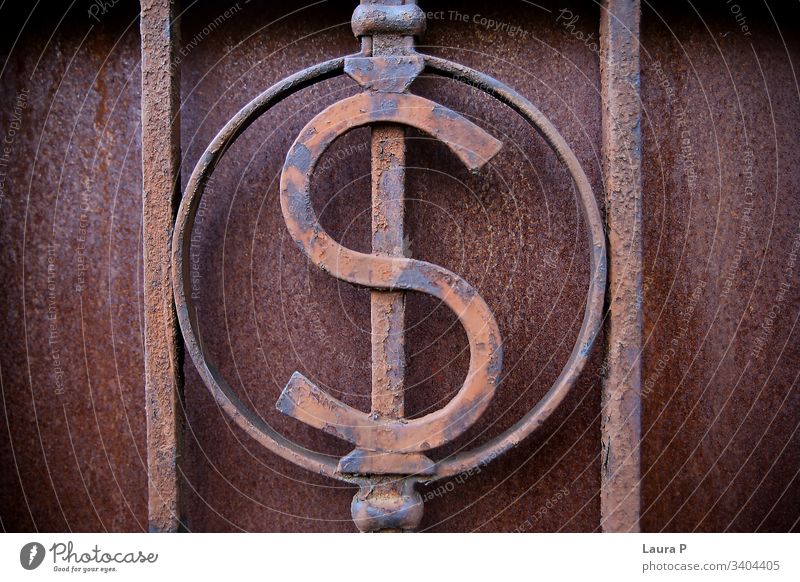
(174, 0), (607, 533)
(599, 0), (643, 532)
(0, 1), (147, 531)
(369, 124), (407, 420)
(275, 91), (505, 454)
(173, 56), (349, 483)
(173, 0), (606, 531)
(639, 0), (800, 532)
(2, 0), (796, 534)
(420, 55), (607, 481)
(140, 0), (184, 533)
(351, 2), (426, 39)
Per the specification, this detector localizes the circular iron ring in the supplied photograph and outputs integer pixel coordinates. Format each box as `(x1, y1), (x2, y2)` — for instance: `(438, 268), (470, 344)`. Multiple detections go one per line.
(171, 54), (606, 482)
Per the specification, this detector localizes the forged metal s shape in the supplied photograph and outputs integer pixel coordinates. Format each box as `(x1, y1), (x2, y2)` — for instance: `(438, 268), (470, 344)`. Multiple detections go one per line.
(276, 69), (504, 469)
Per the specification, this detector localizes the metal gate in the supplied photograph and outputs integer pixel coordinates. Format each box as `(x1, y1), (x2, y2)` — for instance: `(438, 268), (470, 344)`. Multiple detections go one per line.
(0, 0), (798, 533)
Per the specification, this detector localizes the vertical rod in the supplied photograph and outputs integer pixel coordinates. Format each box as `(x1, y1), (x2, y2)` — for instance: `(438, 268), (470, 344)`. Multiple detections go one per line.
(370, 125), (406, 419)
(599, 0), (643, 532)
(367, 2), (409, 421)
(140, 0), (184, 532)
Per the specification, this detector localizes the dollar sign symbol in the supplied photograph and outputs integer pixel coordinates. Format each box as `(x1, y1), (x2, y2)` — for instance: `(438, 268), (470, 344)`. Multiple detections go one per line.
(276, 55), (504, 475)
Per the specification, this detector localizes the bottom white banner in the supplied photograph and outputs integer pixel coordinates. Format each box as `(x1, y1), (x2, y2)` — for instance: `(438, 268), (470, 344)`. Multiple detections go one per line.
(0, 533), (796, 581)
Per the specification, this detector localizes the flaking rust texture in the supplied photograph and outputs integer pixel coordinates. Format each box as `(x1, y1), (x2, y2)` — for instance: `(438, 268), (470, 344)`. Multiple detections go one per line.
(141, 0), (184, 533)
(599, 0), (643, 532)
(368, 15), (410, 423)
(370, 124), (407, 420)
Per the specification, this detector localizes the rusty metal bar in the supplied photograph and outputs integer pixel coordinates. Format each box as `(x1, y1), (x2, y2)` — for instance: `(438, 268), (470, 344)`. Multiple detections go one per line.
(367, 1), (411, 422)
(370, 125), (407, 419)
(599, 0), (643, 532)
(140, 0), (183, 532)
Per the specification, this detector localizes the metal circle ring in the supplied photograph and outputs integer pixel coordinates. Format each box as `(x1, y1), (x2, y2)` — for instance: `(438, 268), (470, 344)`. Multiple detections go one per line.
(171, 54), (607, 483)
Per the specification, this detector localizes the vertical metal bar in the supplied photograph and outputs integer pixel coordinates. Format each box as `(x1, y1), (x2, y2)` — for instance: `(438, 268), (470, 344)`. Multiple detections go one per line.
(367, 3), (409, 421)
(599, 0), (643, 532)
(140, 0), (183, 532)
(370, 125), (406, 419)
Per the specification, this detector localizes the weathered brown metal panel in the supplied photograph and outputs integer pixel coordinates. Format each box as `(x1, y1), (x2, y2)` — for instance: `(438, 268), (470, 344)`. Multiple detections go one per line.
(1, 0), (797, 534)
(599, 0), (643, 532)
(140, 0), (184, 532)
(640, 0), (800, 532)
(0, 2), (147, 531)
